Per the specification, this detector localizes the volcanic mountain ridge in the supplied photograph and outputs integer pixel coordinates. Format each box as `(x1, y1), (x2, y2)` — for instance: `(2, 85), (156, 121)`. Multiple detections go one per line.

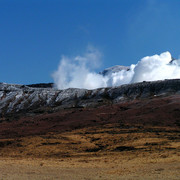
(1, 79), (180, 117)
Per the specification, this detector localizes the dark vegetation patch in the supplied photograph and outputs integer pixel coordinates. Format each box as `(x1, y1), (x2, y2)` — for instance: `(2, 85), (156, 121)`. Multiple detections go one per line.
(144, 142), (159, 146)
(114, 146), (136, 151)
(0, 139), (23, 148)
(85, 147), (102, 152)
(0, 140), (13, 147)
(41, 142), (61, 146)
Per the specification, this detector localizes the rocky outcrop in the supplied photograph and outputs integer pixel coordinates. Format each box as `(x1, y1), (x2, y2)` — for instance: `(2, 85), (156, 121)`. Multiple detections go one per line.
(99, 65), (130, 76)
(1, 79), (180, 116)
(26, 83), (54, 88)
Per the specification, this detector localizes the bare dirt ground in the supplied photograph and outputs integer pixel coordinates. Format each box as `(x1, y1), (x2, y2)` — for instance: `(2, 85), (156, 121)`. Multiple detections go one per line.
(0, 153), (179, 180)
(0, 95), (179, 179)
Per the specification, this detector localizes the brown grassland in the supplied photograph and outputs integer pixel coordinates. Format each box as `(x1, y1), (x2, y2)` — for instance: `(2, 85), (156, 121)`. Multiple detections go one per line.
(0, 95), (179, 179)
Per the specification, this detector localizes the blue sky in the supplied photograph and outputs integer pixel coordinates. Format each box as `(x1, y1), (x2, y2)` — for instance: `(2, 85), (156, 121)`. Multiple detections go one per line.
(1, 0), (180, 84)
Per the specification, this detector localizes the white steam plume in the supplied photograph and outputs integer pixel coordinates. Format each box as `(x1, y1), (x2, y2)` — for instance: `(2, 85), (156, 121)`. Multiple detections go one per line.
(52, 46), (107, 89)
(53, 50), (180, 90)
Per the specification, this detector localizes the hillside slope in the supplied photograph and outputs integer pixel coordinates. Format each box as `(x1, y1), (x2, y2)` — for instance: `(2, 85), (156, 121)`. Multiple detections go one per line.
(0, 79), (179, 179)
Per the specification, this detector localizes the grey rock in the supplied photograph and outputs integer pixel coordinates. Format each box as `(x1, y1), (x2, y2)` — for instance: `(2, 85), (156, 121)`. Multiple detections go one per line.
(1, 79), (180, 116)
(99, 65), (130, 76)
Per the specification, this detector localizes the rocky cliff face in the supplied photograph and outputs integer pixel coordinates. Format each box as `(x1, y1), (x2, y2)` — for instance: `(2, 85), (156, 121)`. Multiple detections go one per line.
(1, 79), (180, 116)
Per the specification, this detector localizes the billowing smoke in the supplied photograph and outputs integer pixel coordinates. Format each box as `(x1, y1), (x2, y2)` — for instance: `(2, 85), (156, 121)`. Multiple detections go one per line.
(131, 52), (180, 83)
(52, 46), (107, 89)
(53, 49), (180, 90)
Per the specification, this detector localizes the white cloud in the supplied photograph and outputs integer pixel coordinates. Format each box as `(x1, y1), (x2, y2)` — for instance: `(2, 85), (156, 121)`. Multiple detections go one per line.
(53, 49), (180, 90)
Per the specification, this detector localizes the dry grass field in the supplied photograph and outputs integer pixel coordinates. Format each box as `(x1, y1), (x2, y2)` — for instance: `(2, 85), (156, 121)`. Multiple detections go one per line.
(0, 124), (179, 179)
(0, 95), (179, 179)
